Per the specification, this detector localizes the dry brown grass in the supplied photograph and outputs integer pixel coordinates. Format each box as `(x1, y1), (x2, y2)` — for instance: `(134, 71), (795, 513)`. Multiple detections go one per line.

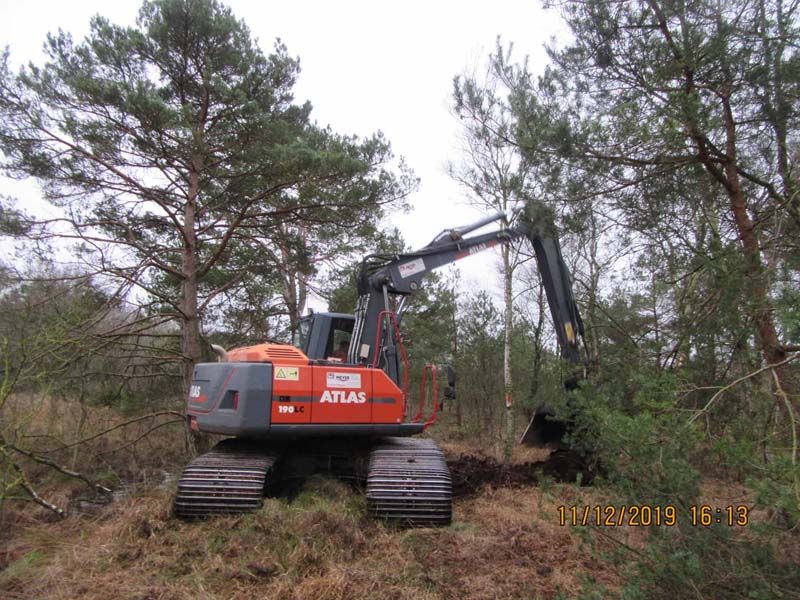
(1, 393), (191, 551)
(2, 470), (781, 600)
(0, 406), (777, 600)
(437, 438), (552, 466)
(3, 393), (189, 481)
(0, 463), (652, 600)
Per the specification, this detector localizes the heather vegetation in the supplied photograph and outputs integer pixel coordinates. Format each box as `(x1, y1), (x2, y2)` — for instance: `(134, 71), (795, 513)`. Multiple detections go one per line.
(1, 1), (799, 598)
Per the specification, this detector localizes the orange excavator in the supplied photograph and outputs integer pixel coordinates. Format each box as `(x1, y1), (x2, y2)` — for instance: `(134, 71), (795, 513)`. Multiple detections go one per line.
(174, 201), (585, 525)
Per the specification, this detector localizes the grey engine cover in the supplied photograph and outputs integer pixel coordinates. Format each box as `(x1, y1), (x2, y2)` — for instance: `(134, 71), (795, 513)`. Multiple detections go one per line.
(187, 362), (272, 437)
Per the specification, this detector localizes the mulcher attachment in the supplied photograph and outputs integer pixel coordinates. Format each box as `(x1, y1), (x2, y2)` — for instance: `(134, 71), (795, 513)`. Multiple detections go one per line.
(173, 439), (279, 518)
(366, 437), (452, 526)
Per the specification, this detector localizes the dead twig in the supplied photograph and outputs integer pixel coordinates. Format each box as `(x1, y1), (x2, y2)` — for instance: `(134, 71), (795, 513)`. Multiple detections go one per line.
(772, 368), (800, 508)
(96, 418), (183, 456)
(1, 448), (66, 518)
(688, 354), (800, 424)
(8, 443), (112, 494)
(42, 410), (184, 453)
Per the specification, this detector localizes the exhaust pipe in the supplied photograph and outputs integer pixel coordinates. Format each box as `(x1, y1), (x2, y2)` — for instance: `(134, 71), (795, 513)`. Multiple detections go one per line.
(210, 344), (228, 363)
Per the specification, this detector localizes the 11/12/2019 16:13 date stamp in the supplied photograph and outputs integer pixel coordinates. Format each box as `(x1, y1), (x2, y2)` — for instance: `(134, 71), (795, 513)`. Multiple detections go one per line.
(558, 504), (750, 527)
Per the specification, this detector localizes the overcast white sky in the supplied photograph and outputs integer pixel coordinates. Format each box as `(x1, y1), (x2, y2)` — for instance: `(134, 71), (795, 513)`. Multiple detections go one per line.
(0, 0), (567, 308)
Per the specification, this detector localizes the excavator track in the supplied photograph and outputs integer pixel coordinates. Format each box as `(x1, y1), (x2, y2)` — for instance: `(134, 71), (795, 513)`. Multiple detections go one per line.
(366, 437), (452, 526)
(174, 439), (279, 519)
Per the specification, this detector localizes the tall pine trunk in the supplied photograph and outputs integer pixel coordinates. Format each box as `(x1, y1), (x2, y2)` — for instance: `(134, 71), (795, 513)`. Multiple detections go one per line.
(182, 172), (201, 392)
(181, 167), (202, 456)
(718, 98), (797, 410)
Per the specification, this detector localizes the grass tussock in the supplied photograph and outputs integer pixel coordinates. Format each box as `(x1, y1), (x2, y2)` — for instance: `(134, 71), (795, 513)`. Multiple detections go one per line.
(1, 393), (190, 532)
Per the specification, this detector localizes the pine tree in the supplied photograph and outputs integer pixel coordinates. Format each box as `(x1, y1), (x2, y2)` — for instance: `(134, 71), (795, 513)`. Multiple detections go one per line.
(0, 0), (411, 389)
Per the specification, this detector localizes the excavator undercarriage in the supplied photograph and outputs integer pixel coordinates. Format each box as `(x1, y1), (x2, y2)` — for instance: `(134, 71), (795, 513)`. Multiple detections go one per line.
(174, 436), (452, 526)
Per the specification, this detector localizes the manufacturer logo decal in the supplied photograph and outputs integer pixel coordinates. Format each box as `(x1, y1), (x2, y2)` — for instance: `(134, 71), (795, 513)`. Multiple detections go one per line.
(320, 390), (367, 403)
(398, 258), (426, 279)
(326, 372), (361, 388)
(468, 242), (489, 256)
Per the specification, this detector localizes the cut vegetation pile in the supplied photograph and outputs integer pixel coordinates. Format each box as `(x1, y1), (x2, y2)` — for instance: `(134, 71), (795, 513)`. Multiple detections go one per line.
(447, 449), (597, 498)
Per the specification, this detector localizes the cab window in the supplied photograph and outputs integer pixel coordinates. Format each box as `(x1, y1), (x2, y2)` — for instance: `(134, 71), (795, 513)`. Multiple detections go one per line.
(293, 317), (311, 352)
(326, 317), (354, 362)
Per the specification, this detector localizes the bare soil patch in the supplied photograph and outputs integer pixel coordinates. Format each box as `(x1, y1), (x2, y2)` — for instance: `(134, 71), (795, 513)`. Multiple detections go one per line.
(448, 448), (597, 497)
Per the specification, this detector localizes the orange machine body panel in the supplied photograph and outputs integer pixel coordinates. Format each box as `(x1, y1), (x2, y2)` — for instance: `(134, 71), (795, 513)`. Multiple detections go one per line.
(234, 344), (405, 426)
(271, 364), (405, 425)
(369, 369), (405, 423)
(270, 362), (313, 424)
(310, 366), (372, 423)
(227, 343), (309, 366)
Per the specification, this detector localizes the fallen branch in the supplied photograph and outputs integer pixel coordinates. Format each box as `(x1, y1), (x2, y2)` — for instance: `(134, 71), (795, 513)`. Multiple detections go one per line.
(2, 449), (65, 518)
(8, 443), (112, 494)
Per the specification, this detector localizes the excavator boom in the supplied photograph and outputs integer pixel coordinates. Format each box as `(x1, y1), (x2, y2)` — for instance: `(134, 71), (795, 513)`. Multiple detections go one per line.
(348, 201), (585, 383)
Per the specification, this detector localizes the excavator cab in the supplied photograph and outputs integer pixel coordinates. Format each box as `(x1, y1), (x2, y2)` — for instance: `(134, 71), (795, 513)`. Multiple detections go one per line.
(293, 313), (356, 363)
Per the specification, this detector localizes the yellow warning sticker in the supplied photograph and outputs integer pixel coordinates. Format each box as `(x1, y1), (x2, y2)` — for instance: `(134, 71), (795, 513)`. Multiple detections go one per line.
(275, 367), (300, 381)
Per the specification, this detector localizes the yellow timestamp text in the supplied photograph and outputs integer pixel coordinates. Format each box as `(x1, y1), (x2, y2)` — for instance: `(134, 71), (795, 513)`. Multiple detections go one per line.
(557, 504), (750, 527)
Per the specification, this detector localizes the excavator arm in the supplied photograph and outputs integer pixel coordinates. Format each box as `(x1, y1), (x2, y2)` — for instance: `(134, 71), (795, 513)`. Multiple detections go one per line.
(347, 201), (585, 387)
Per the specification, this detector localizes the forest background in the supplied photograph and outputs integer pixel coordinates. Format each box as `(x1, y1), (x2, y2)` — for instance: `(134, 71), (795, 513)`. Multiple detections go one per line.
(0, 1), (799, 598)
